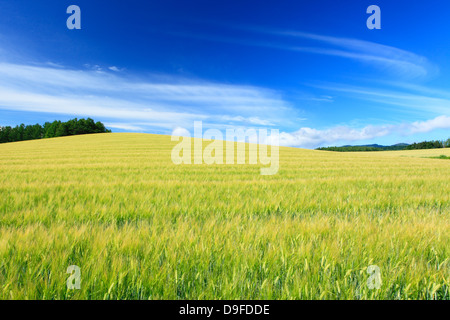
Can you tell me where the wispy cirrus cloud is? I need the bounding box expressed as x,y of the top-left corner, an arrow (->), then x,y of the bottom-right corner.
170,23 -> 436,79
0,61 -> 295,132
312,82 -> 450,116
261,28 -> 435,79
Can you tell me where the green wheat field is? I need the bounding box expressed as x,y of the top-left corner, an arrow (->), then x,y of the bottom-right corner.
0,133 -> 449,299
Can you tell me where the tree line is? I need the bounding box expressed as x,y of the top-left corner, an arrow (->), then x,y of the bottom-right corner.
0,118 -> 111,144
405,139 -> 450,150
316,146 -> 384,152
317,138 -> 450,152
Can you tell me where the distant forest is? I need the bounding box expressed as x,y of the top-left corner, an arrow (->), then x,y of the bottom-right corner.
317,146 -> 386,152
317,139 -> 450,152
0,118 -> 111,144
405,140 -> 450,150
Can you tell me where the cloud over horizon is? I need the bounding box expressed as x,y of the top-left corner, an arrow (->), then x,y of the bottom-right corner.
0,60 -> 449,149
0,36 -> 448,149
278,115 -> 450,148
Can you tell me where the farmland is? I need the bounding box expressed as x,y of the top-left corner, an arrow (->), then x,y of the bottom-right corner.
0,133 -> 448,299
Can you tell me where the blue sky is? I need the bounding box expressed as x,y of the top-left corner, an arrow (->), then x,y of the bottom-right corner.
0,0 -> 449,148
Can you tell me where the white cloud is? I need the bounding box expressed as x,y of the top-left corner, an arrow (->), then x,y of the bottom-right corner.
0,61 -> 292,131
279,115 -> 450,148
0,87 -> 205,125
171,127 -> 191,137
248,117 -> 274,126
103,123 -> 145,131
409,115 -> 450,133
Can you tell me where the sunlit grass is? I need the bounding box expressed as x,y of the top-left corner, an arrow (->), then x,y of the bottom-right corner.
0,133 -> 448,299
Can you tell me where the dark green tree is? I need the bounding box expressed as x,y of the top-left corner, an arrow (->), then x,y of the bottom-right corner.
1,117 -> 111,144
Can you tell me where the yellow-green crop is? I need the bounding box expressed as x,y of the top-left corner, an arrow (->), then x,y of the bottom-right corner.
0,133 -> 448,299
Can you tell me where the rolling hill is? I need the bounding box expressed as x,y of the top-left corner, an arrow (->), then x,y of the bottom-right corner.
0,133 -> 448,299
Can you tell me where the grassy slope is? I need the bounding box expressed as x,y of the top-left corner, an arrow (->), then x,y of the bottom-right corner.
0,133 -> 448,299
